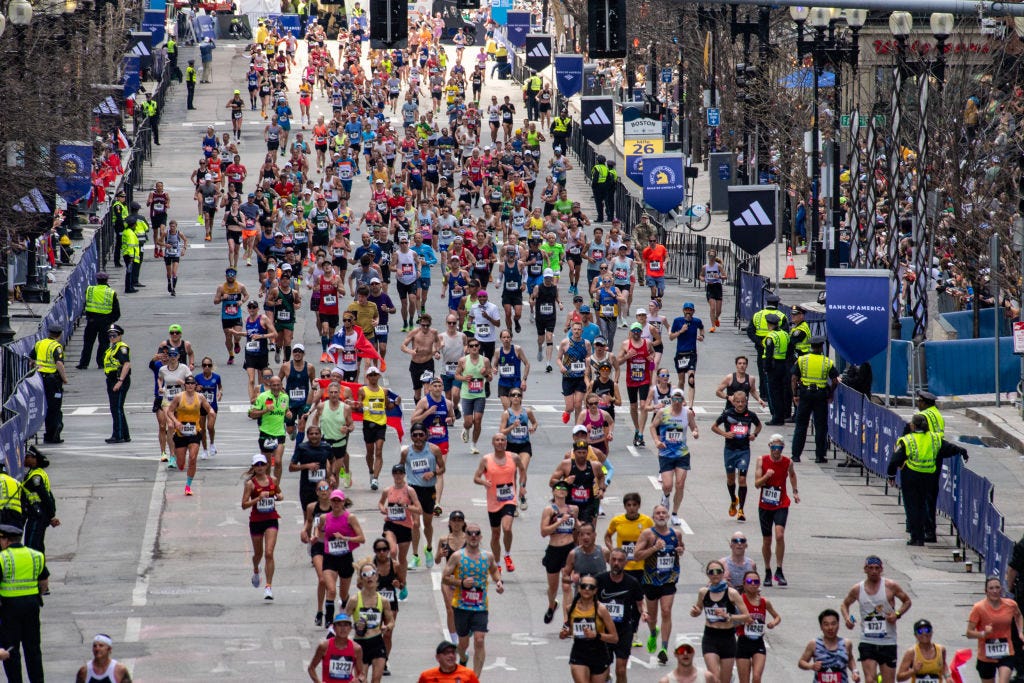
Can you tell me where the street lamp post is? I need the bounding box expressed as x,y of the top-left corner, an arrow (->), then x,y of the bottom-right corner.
807,7 -> 830,278
887,10 -> 911,332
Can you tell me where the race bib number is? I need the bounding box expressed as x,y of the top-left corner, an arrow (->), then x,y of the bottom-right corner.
309,468 -> 326,482
572,486 -> 590,502
328,658 -> 354,680
440,229 -> 453,240
360,609 -> 381,629
818,671 -> 842,683
322,295 -> 337,306
340,351 -> 357,365
203,390 -> 216,403
614,267 -> 628,280
262,436 -> 279,450
539,303 -> 554,316
600,304 -> 615,317
368,399 -> 385,416
761,487 -> 782,505
429,424 -> 446,438
475,323 -> 491,337
986,639 -> 1010,659
467,378 -> 484,393
246,340 -> 261,352
505,280 -> 519,291
378,588 -> 396,603
327,538 -> 350,555
744,621 -> 765,638
166,385 -> 182,397
573,618 -> 596,639
409,457 -> 429,474
277,311 -> 291,322
462,588 -> 483,606
622,542 -> 636,560
289,388 -> 306,401
730,423 -> 749,437
568,246 -> 581,255
374,325 -> 388,337
400,263 -> 414,276
180,422 -> 197,436
657,554 -> 675,571
444,361 -> 457,376
555,516 -> 575,534
589,427 -> 604,441
569,361 -> 585,374
650,260 -> 662,271
256,496 -> 276,513
862,618 -> 886,637
510,425 -> 528,439
499,364 -> 515,377
605,601 -> 624,622
496,483 -> 514,501
224,304 -> 238,316
665,430 -> 684,444
452,286 -> 464,297
387,503 -> 406,521
629,361 -> 647,382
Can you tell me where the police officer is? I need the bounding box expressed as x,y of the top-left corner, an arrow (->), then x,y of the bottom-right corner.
887,414 -> 966,546
121,207 -> 140,293
166,35 -> 178,79
789,305 -> 812,357
0,523 -> 47,683
31,324 -> 67,444
0,464 -> 22,528
126,202 -> 150,289
761,314 -> 790,426
77,272 -> 120,370
915,390 -> 943,437
186,59 -> 198,110
604,160 -> 618,223
523,73 -> 542,121
143,92 -> 160,145
111,189 -> 129,263
21,446 -> 58,555
104,325 -> 131,444
790,336 -> 839,464
549,109 -> 571,153
591,154 -> 610,223
746,293 -> 787,412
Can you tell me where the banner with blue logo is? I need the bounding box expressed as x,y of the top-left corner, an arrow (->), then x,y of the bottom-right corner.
122,55 -> 141,98
490,0 -> 513,25
642,154 -> 684,214
506,11 -> 531,48
825,269 -> 891,365
55,143 -> 94,204
554,54 -> 584,97
827,383 -> 862,459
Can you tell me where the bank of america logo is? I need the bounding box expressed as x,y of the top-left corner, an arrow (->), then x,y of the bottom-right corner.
583,107 -> 611,126
732,200 -> 772,227
528,42 -> 550,58
846,312 -> 868,325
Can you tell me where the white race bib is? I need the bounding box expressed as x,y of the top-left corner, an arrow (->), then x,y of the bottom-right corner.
328,658 -> 353,679
744,621 -> 765,638
569,361 -> 585,374
475,323 -> 491,337
656,554 -> 674,571
374,324 -> 388,336
289,388 -> 306,401
256,496 -> 276,513
309,468 -> 326,482
386,503 -> 406,521
761,487 -> 781,505
327,538 -> 350,555
539,303 -> 554,315
322,294 -> 337,306
499,364 -> 515,377
605,601 -> 624,622
862,618 -> 886,637
277,310 -> 291,321
986,639 -> 1010,659
246,340 -> 261,352
573,618 -> 596,639
496,483 -> 514,501
180,422 -> 197,436
409,457 -> 429,473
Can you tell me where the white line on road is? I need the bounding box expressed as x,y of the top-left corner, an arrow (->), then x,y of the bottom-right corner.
645,476 -> 694,534
430,569 -> 452,641
70,406 -> 98,416
627,446 -> 641,458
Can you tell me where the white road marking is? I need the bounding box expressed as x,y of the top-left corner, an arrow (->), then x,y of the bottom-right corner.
645,476 -> 694,534
627,446 -> 641,458
430,568 -> 452,640
70,406 -> 98,416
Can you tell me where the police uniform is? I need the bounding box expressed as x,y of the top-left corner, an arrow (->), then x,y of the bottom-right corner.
31,325 -> 66,444
789,306 -> 812,357
760,314 -> 790,425
110,192 -> 128,262
746,295 -> 788,410
143,95 -> 159,145
550,113 -> 571,152
0,466 -> 22,528
104,325 -> 132,444
591,155 -> 610,223
0,524 -> 47,683
915,390 -> 944,541
790,337 -> 839,463
77,274 -> 119,369
887,420 -> 966,546
186,60 -> 197,110
524,74 -> 542,120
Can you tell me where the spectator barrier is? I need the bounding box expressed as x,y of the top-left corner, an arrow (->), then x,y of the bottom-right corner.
923,337 -> 1017,396
866,340 -> 914,398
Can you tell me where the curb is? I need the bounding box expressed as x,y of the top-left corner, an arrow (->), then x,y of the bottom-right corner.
966,407 -> 1024,452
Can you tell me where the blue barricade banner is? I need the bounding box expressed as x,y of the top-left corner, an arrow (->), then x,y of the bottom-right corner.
122,55 -> 141,99
277,14 -> 301,37
936,455 -> 962,520
827,383 -> 862,458
858,399 -> 902,477
825,269 -> 890,364
643,154 -> 685,214
0,419 -> 26,478
923,337 -> 1018,397
956,469 -> 992,555
738,271 -> 768,322
55,144 -> 94,205
196,15 -> 217,41
983,507 -> 1006,577
986,529 -> 1014,579
554,54 -> 584,97
506,12 -> 531,47
4,373 -> 45,442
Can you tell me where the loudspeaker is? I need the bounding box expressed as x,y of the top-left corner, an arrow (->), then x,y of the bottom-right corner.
369,0 -> 408,48
588,0 -> 626,58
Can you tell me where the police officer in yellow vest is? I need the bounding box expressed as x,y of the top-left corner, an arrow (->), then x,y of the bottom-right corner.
76,272 -> 120,370
747,293 -> 788,410
0,522 -> 46,683
790,336 -> 839,463
111,189 -> 128,263
888,414 -> 966,546
761,313 -> 790,426
185,59 -> 198,111
549,109 -> 571,153
166,35 -> 178,79
789,305 -> 812,357
0,464 -> 23,528
121,220 -> 139,294
104,324 -> 132,444
30,324 -> 68,444
297,0 -> 308,36
523,73 -> 542,121
591,154 -> 610,223
21,444 -> 58,558
143,92 -> 160,146
915,390 -> 944,438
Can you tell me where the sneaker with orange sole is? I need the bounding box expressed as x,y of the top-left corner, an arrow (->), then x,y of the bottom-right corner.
504,555 -> 515,572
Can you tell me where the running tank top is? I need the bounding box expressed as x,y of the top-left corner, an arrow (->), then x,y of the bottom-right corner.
462,356 -> 486,398
249,476 -> 280,522
395,249 -> 417,284
322,511 -> 357,555
506,409 -> 530,444
568,459 -> 595,507
625,340 -> 652,388
245,316 -> 268,354
582,410 -> 607,443
404,444 -> 437,488
572,545 -> 607,578
812,637 -> 849,683
174,393 -> 202,436
319,276 -> 340,314
725,372 -> 752,405
739,593 -> 767,639
164,231 -> 182,257
702,588 -> 738,624
362,386 -> 387,425
704,262 -> 723,284
858,580 -> 897,645
319,401 -> 349,445
440,334 -> 463,376
285,362 -> 310,406
484,455 -> 517,512
569,601 -> 603,639
384,486 -> 414,527
496,346 -> 521,386
642,528 -> 680,586
322,637 -> 358,681
452,551 -> 490,611
84,660 -> 118,683
425,393 -> 449,444
723,556 -> 756,589
909,644 -> 945,682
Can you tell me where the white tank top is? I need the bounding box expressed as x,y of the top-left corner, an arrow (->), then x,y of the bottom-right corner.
85,659 -> 118,683
395,248 -> 418,285
858,579 -> 897,645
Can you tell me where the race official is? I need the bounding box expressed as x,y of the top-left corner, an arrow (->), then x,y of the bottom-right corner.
21,447 -> 58,555
0,523 -> 46,683
104,325 -> 132,444
77,272 -> 120,370
760,314 -> 790,426
790,336 -> 839,464
31,324 -> 68,444
746,294 -> 787,409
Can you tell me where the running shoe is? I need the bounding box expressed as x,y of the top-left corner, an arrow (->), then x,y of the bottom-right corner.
160,451 -> 169,462
314,611 -> 323,626
382,664 -> 390,676
709,326 -> 717,333
519,493 -> 528,511
561,411 -> 570,424
632,636 -> 642,648
226,356 -> 234,365
774,567 -> 787,587
637,436 -> 646,447
200,449 -> 209,460
167,460 -> 176,470
321,352 -> 330,363
543,600 -> 558,624
728,497 -> 738,517
657,648 -> 668,665
632,431 -> 641,447
471,444 -> 480,455
197,214 -> 204,225
184,485 -> 193,496
504,555 -> 515,572
763,569 -> 772,587
461,428 -> 469,443
408,554 -> 421,569
646,627 -> 659,654
251,571 -> 260,588
454,406 -> 462,419
659,493 -> 670,509
246,258 -> 252,266
399,585 -> 408,601
425,549 -> 434,568
370,478 -> 379,491
671,513 -> 681,526
546,364 -> 552,373
737,508 -> 746,522
619,320 -> 627,329
514,320 -> 521,333
264,586 -> 273,600
209,444 -> 217,457
234,341 -> 241,354
204,235 -> 212,242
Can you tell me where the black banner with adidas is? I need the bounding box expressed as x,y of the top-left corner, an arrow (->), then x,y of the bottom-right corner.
524,34 -> 552,72
728,184 -> 779,255
580,96 -> 614,145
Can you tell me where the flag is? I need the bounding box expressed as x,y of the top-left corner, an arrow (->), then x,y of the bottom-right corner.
352,325 -> 386,372
116,129 -> 129,151
950,649 -> 972,683
339,381 -> 405,441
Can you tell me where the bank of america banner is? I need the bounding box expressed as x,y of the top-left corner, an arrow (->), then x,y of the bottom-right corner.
642,154 -> 684,214
825,269 -> 891,364
580,96 -> 614,145
506,11 -> 531,48
524,34 -> 552,71
555,54 -> 584,97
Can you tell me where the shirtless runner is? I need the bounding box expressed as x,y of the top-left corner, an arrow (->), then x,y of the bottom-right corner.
400,312 -> 443,403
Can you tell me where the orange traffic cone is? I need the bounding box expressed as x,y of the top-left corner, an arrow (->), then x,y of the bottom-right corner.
783,247 -> 798,280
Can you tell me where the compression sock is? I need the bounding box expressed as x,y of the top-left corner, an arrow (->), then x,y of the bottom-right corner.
284,345 -> 291,362
172,276 -> 177,291
325,600 -> 335,623
727,482 -> 736,501
738,486 -> 748,509
321,335 -> 329,352
186,476 -> 194,487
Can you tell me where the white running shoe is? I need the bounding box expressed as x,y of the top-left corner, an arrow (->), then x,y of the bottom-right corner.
209,444 -> 217,457
461,428 -> 469,443
199,449 -> 209,460
660,493 -> 670,509
264,586 -> 274,600
671,514 -> 682,526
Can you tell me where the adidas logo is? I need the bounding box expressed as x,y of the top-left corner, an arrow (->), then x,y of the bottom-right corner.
528,42 -> 550,58
846,313 -> 868,325
130,41 -> 151,57
732,200 -> 772,227
583,107 -> 611,126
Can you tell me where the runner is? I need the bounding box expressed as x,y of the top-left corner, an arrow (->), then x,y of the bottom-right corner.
194,357 -> 222,459
164,374 -> 215,496
642,234 -> 669,301
317,490 -> 366,625
156,220 -> 188,296
242,453 -> 282,600
720,531 -> 757,591
437,510 -> 468,644
400,313 -> 441,403
689,559 -> 749,682
361,536 -> 403,675
577,393 -> 614,457
700,249 -> 727,332
753,434 -> 799,587
595,546 -> 647,683
316,261 -> 343,363
493,329 -> 530,410
455,339 -> 492,454
839,555 -> 913,683
558,321 -> 592,424
735,570 -> 780,683
635,504 -> 687,665
344,565 -> 394,683
378,464 -> 421,602
234,300 -> 276,400
797,609 -> 860,682
280,344 -> 314,442
714,356 -> 766,410
562,522 -> 609,610
668,302 -> 704,406
301,481 -> 334,626
894,619 -> 950,683
966,576 -> 1023,683
498,389 -> 536,510
155,347 -> 189,464
417,640 -> 480,683
604,491 -> 655,587
497,245 -> 527,333
306,613 -> 365,683
289,425 -> 333,513
649,388 -> 699,526
309,381 -> 354,487
267,265 -> 301,364
549,438 -> 605,525
559,574 -> 618,683
440,520 -> 505,676
473,433 -> 526,572
658,643 -> 715,683
531,269 -> 562,371
76,634 -> 132,683
540,480 -> 579,623
617,321 -> 654,447
248,373 -> 289,482
411,375 -> 455,489
711,391 -> 762,523
357,367 -> 394,491
400,425 -> 445,571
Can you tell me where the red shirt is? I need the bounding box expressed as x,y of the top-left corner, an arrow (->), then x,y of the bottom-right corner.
643,244 -> 667,277
225,163 -> 246,183
757,454 -> 792,510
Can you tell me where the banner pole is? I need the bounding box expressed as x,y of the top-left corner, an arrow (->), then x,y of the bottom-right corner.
993,234 -> 1001,407
774,186 -> 780,286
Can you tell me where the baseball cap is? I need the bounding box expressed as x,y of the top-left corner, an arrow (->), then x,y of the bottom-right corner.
251,453 -> 268,465
594,337 -> 607,346
234,89 -> 241,94
334,612 -> 354,623
572,425 -> 587,435
674,643 -> 695,655
436,641 -> 457,654
204,173 -> 213,181
167,348 -> 180,357
366,366 -> 382,375
630,322 -> 643,331
168,324 -> 183,333
225,267 -> 237,276
391,463 -> 406,474
291,344 -> 305,353
683,302 -> 696,310
579,305 -> 591,313
636,308 -> 648,316
370,277 -> 382,284
670,388 -> 685,398
543,268 -> 555,278
329,489 -> 346,501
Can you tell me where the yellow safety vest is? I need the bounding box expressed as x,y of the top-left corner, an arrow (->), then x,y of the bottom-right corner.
751,308 -> 788,339
22,468 -> 49,509
919,405 -> 945,440
133,217 -> 149,239
121,227 -> 139,260
528,76 -> 541,92
104,341 -> 128,376
166,38 -> 176,55
792,321 -> 812,355
592,164 -> 608,183
186,66 -> 197,83
797,353 -> 832,388
0,546 -> 44,597
0,474 -> 22,515
144,99 -> 158,118
85,285 -> 114,315
898,431 -> 939,474
761,329 -> 789,360
552,117 -> 569,133
33,339 -> 61,374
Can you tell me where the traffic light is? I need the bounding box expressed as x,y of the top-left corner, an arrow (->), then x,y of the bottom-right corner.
456,0 -> 481,7
735,63 -> 757,103
588,0 -> 626,59
369,0 -> 408,49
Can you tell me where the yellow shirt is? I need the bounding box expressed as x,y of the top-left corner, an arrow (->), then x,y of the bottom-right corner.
606,513 -> 654,572
346,301 -> 378,338
362,385 -> 387,426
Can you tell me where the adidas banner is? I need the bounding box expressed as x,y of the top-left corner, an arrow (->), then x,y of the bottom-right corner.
580,96 -> 614,145
506,11 -> 531,48
825,269 -> 891,364
728,184 -> 778,255
642,154 -> 684,214
554,54 -> 584,97
524,34 -> 552,71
